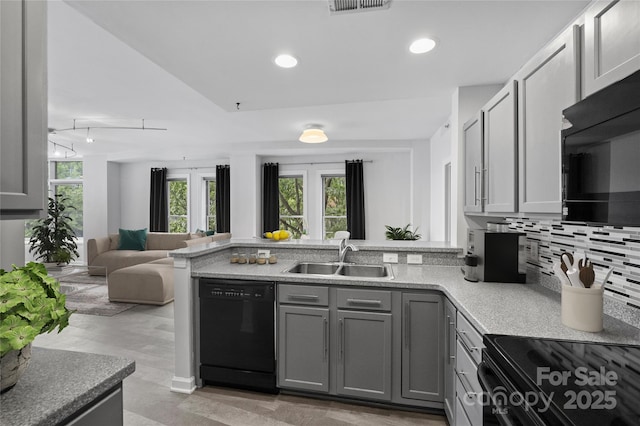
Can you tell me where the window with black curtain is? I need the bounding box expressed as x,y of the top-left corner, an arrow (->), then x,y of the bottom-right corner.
215,165 -> 231,233
149,167 -> 168,232
262,163 -> 279,234
346,160 -> 365,239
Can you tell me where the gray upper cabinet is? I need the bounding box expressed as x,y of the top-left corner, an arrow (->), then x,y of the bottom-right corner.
482,81 -> 518,213
336,310 -> 392,401
463,113 -> 483,213
401,293 -> 444,402
0,0 -> 47,219
278,305 -> 329,393
583,0 -> 640,97
517,25 -> 580,214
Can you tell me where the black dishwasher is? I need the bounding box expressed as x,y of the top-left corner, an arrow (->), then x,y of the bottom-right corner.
199,278 -> 277,393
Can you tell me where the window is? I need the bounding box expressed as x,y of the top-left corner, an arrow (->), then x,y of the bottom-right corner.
278,175 -> 304,238
51,161 -> 83,237
322,175 -> 347,239
204,178 -> 216,231
168,179 -> 188,232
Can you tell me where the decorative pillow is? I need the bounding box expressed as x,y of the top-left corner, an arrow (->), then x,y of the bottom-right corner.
117,228 -> 147,251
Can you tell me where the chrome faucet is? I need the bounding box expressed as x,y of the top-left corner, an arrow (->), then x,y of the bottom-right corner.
338,238 -> 359,263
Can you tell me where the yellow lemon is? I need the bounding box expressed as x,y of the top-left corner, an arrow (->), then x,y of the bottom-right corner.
272,230 -> 281,241
281,230 -> 290,239
265,232 -> 273,239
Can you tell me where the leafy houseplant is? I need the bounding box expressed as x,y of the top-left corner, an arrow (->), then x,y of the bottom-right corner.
29,195 -> 79,265
0,262 -> 72,391
385,224 -> 422,241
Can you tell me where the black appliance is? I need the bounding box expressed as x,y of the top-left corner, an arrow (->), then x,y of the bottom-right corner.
562,69 -> 640,226
478,334 -> 640,425
467,229 -> 526,283
199,278 -> 277,393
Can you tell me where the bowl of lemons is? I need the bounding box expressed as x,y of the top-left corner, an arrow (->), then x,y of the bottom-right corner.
263,229 -> 291,241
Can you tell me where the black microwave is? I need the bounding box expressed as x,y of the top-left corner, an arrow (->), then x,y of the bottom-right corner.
561,69 -> 640,226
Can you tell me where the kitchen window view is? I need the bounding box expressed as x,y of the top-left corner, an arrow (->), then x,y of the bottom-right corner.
322,175 -> 347,239
204,178 -> 216,232
168,178 -> 188,232
278,175 -> 304,238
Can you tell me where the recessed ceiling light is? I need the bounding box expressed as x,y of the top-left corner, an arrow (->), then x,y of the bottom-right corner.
275,54 -> 298,68
409,38 -> 436,54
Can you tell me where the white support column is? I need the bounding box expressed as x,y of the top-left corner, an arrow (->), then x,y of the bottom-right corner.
171,256 -> 196,394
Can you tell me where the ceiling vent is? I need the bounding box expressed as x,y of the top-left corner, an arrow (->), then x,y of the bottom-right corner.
328,0 -> 391,15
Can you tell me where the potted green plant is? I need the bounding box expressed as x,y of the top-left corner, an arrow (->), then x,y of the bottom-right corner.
28,195 -> 79,265
385,224 -> 422,240
0,262 -> 72,392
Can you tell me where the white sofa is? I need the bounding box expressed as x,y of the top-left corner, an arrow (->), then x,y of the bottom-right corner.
87,232 -> 231,276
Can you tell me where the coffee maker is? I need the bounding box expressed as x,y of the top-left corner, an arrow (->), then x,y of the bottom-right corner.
466,228 -> 526,283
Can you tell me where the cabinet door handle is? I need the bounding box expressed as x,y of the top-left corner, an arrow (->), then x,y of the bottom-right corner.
474,167 -> 481,205
482,168 -> 488,202
445,315 -> 450,360
405,302 -> 411,350
339,318 -> 344,361
347,298 -> 381,306
323,317 -> 328,360
288,294 -> 319,301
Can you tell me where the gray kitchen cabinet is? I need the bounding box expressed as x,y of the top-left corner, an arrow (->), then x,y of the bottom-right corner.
401,293 -> 444,402
463,113 -> 483,213
336,309 -> 392,401
0,0 -> 47,219
278,304 -> 329,393
516,25 -> 580,214
443,298 -> 457,425
583,0 -> 640,97
482,81 -> 518,213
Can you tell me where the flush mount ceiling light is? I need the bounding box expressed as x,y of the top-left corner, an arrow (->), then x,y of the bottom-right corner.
274,54 -> 298,68
409,37 -> 436,54
299,125 -> 328,144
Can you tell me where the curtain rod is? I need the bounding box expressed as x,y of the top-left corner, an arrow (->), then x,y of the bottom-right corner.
278,160 -> 373,166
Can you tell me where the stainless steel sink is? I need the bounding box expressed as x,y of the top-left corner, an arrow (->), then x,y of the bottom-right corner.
337,264 -> 392,278
284,262 -> 393,279
285,262 -> 341,275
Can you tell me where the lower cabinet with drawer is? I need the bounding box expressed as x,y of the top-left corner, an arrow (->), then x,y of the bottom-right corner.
455,311 -> 485,425
277,284 -> 443,409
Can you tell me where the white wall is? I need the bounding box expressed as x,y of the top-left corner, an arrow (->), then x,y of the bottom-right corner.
429,120 -> 452,241
411,140 -> 430,240
230,154 -> 260,238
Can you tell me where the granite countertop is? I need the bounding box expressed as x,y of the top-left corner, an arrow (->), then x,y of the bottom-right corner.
194,259 -> 640,346
0,347 -> 135,426
171,238 -> 462,259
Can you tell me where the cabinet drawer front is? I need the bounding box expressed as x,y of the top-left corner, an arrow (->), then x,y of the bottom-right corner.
456,375 -> 483,426
456,341 -> 482,395
337,288 -> 391,311
278,284 -> 329,306
456,312 -> 484,364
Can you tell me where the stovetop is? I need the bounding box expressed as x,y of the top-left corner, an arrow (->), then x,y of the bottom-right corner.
483,334 -> 640,426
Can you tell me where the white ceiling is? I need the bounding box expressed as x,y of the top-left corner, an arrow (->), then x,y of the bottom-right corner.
47,0 -> 590,162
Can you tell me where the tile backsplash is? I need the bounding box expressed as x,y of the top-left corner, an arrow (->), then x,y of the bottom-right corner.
507,218 -> 640,328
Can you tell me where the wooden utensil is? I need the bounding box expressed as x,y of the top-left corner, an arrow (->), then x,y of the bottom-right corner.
579,260 -> 595,288
560,252 -> 574,275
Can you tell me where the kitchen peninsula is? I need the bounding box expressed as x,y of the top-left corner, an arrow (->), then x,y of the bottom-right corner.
169,238 -> 640,400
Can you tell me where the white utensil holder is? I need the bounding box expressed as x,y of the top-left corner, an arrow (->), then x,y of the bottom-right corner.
561,284 -> 603,332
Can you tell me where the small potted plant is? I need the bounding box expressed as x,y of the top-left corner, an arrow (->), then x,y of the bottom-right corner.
28,195 -> 79,266
385,224 -> 422,240
0,262 -> 72,392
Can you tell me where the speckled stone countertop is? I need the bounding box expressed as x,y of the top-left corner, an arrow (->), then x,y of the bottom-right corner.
194,259 -> 640,345
0,347 -> 135,426
171,238 -> 462,259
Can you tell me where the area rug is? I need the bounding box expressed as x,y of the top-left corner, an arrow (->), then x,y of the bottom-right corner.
56,271 -> 138,317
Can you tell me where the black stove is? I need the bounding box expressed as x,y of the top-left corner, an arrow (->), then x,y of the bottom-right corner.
479,334 -> 640,426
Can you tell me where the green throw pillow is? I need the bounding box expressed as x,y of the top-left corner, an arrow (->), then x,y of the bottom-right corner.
117,228 -> 147,251
205,230 -> 215,236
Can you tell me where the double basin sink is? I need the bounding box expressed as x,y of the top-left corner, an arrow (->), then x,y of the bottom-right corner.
284,262 -> 394,279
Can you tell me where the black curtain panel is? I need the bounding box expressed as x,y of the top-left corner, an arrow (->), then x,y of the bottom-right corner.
262,163 -> 280,234
149,167 -> 168,232
346,159 -> 366,239
216,165 -> 231,233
